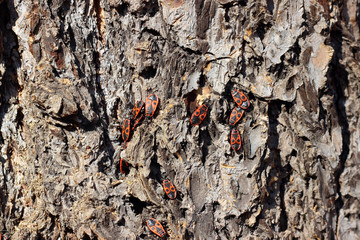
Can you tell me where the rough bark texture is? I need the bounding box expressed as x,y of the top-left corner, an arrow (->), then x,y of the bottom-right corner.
0,0 -> 359,239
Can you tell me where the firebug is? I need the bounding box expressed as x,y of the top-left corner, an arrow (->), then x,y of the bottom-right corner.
145,94 -> 159,117
231,89 -> 250,110
132,114 -> 144,130
190,104 -> 208,126
162,179 -> 177,199
132,100 -> 144,119
122,118 -> 131,142
229,107 -> 244,125
120,141 -> 128,150
120,159 -> 130,174
147,218 -> 166,237
230,129 -> 241,151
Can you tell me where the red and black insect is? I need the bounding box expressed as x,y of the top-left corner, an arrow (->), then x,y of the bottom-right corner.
132,114 -> 144,130
190,104 -> 208,126
132,100 -> 144,119
162,179 -> 177,199
229,107 -> 244,125
0,233 -> 9,240
147,218 -> 166,237
231,89 -> 250,110
120,158 -> 130,174
122,118 -> 131,142
120,141 -> 128,150
145,94 -> 159,117
230,129 -> 242,151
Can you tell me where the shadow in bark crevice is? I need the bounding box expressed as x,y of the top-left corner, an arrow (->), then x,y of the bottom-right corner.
257,100 -> 293,232
0,0 -> 20,143
115,2 -> 129,17
149,135 -> 162,182
0,0 -> 20,234
128,196 -> 148,215
328,23 -> 350,239
199,128 -> 211,165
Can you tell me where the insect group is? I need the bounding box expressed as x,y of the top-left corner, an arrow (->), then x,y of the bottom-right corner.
145,177 -> 176,237
188,88 -> 251,151
145,177 -> 177,237
119,89 -> 250,238
121,94 -> 159,149
229,89 -> 251,151
120,93 -> 160,172
119,93 -> 177,237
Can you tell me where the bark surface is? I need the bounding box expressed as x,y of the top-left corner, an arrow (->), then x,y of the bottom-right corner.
0,0 -> 359,239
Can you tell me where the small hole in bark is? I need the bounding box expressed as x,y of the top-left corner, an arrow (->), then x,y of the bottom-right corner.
266,0 -> 274,14
300,136 -> 310,142
83,233 -> 91,240
117,218 -> 125,226
223,80 -> 235,101
143,28 -> 161,37
290,149 -> 297,157
185,229 -> 194,239
116,3 -> 129,16
139,66 -> 157,79
175,191 -> 183,201
286,75 -> 295,91
35,234 -> 46,240
183,90 -> 199,116
148,0 -> 159,17
213,201 -> 220,211
149,142 -> 162,181
199,73 -> 206,87
181,208 -> 186,218
223,3 -> 231,22
65,226 -> 75,235
129,196 -> 147,215
224,214 -> 236,220
247,91 -> 255,100
16,107 -> 24,128
351,46 -> 359,58
200,129 -> 211,165
52,66 -> 61,78
239,0 -> 247,6
255,22 -> 270,40
247,173 -> 252,178
283,101 -> 294,113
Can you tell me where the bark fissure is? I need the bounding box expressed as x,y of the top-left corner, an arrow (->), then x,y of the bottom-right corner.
329,24 -> 351,238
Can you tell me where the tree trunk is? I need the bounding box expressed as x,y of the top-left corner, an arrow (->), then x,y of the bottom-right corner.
0,0 -> 359,239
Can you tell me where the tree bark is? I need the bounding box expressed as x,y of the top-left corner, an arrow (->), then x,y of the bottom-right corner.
0,0 -> 359,239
